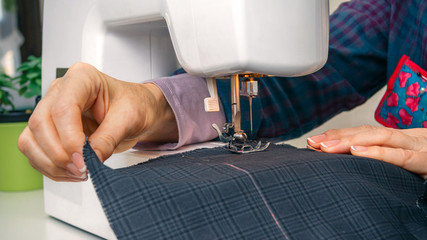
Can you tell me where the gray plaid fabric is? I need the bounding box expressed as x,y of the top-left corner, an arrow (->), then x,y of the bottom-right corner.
83,142 -> 427,240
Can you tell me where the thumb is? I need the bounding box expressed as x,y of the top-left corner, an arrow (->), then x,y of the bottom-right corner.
88,109 -> 141,162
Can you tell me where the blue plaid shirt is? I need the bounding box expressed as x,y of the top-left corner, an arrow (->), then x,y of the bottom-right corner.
215,0 -> 427,141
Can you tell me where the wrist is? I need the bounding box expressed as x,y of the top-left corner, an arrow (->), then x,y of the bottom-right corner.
137,83 -> 178,143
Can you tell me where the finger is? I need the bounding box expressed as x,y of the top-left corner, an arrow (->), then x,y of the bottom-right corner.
307,134 -> 326,149
320,128 -> 422,154
401,128 -> 427,139
82,111 -> 99,136
87,82 -> 149,161
88,107 -> 140,162
28,95 -> 79,172
361,128 -> 422,150
18,127 -> 88,182
50,63 -> 100,168
31,78 -> 87,174
307,125 -> 376,149
350,145 -> 427,175
319,140 -> 350,153
306,145 -> 323,152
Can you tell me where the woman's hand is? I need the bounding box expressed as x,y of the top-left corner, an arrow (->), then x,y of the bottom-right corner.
18,63 -> 178,182
307,125 -> 427,176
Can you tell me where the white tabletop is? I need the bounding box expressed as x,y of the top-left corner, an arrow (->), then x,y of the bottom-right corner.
0,190 -> 102,240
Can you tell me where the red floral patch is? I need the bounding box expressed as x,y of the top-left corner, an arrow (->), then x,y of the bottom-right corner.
386,92 -> 399,107
405,97 -> 420,112
399,72 -> 411,87
406,82 -> 420,96
386,112 -> 399,127
375,55 -> 427,129
398,109 -> 413,126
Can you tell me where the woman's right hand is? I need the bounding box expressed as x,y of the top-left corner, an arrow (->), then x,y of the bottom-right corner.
18,63 -> 178,182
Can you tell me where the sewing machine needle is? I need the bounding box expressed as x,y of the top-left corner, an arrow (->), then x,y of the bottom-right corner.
250,97 -> 253,134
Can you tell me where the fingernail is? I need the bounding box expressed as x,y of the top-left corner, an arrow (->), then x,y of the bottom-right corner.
80,172 -> 88,181
66,163 -> 82,176
351,146 -> 368,152
66,170 -> 86,180
320,140 -> 340,148
72,152 -> 87,173
306,145 -> 322,152
308,134 -> 326,144
68,176 -> 88,182
69,179 -> 84,182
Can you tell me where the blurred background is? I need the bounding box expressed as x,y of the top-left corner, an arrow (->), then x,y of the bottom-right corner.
0,0 -> 42,109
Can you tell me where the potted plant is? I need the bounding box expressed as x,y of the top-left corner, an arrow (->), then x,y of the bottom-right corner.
0,55 -> 43,191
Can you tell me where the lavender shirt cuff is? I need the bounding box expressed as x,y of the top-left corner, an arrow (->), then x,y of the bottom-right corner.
135,74 -> 226,150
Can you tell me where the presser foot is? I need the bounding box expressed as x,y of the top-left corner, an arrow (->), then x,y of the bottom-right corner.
212,123 -> 270,154
227,140 -> 271,154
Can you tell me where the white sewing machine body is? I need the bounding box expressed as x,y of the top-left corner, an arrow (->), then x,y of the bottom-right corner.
42,0 -> 329,238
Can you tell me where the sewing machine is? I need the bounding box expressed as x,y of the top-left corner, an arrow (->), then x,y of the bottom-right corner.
42,0 -> 329,238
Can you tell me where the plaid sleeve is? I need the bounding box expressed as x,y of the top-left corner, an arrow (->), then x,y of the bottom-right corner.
217,0 -> 390,141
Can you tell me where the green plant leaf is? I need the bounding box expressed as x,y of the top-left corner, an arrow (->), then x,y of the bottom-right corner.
26,72 -> 40,80
19,76 -> 28,85
23,92 -> 33,98
0,74 -> 9,81
13,56 -> 42,100
0,80 -> 14,88
16,63 -> 30,72
3,0 -> 16,12
0,90 -> 15,111
29,80 -> 40,90
19,86 -> 28,96
24,89 -> 40,98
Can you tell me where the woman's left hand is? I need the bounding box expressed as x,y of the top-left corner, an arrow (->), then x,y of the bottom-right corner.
307,125 -> 427,176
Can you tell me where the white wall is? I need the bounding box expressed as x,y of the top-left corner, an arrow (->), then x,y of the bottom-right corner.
284,0 -> 385,148
329,0 -> 347,12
